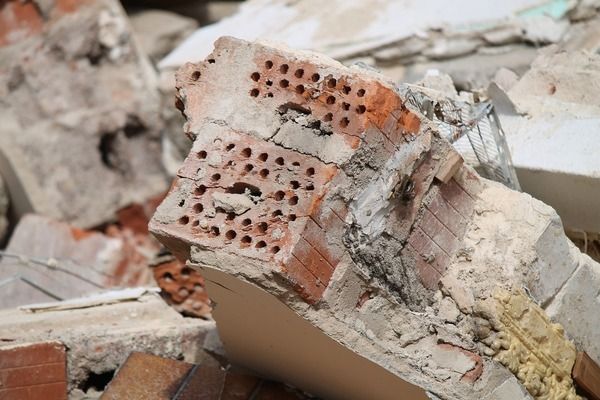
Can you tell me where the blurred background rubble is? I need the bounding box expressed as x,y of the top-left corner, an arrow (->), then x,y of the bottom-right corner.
1,0 -> 600,398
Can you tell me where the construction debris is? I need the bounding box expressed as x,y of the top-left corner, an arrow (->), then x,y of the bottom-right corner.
0,0 -> 168,228
150,37 -> 600,400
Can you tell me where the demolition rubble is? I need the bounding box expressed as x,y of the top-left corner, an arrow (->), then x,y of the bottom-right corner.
1,0 -> 600,399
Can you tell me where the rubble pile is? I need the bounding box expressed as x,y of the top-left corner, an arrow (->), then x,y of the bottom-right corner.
1,0 -> 600,399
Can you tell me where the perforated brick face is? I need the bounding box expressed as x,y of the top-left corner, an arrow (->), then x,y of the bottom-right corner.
151,37 -> 439,304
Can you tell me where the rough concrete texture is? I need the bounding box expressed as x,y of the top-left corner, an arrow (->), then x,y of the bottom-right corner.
0,0 -> 168,228
0,214 -> 158,309
150,38 -> 600,400
0,290 -> 215,397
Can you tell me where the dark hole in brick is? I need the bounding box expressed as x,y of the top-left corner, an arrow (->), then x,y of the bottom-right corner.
266,80 -> 273,86
208,59 -> 215,64
265,60 -> 273,69
323,113 -> 333,122
258,153 -> 268,162
306,167 -> 315,177
272,210 -> 283,217
357,105 -> 366,114
255,240 -> 267,248
244,164 -> 254,172
275,157 -> 284,165
192,220 -> 199,227
343,85 -> 351,94
357,88 -> 366,97
327,78 -> 337,88
279,64 -> 289,74
79,370 -> 115,393
279,79 -> 289,88
257,222 -> 268,233
288,196 -> 299,205
311,73 -> 320,82
179,216 -> 189,225
226,143 -> 235,151
251,72 -> 260,82
226,213 -> 236,221
306,183 -> 314,191
274,191 -> 285,201
250,89 -> 260,97
192,71 -> 201,81
242,218 -> 252,226
195,185 -> 206,196
197,150 -> 207,159
290,180 -> 300,189
226,182 -> 262,197
241,236 -> 252,245
210,226 -> 220,236
178,199 -> 185,207
98,133 -> 118,170
181,267 -> 192,277
226,230 -> 237,239
267,92 -> 274,98
193,203 -> 203,213
326,95 -> 336,105
288,214 -> 297,221
226,160 -> 235,167
342,102 -> 350,111
292,161 -> 300,167
271,246 -> 281,254
340,117 -> 349,128
241,148 -> 252,157
215,207 -> 226,214
162,272 -> 174,282
259,168 -> 270,178
295,68 -> 304,78
211,173 -> 221,181
295,84 -> 305,94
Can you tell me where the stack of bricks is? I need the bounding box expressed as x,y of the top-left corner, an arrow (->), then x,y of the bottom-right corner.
150,37 -> 600,400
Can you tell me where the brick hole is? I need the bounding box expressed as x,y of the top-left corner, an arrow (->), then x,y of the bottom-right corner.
323,113 -> 333,122
259,168 -> 270,178
226,143 -> 235,151
327,78 -> 337,88
357,88 -> 366,97
306,167 -> 315,177
242,218 -> 252,226
306,183 -> 314,191
267,92 -> 274,98
193,203 -> 204,213
274,191 -> 285,201
271,246 -> 281,254
279,79 -> 289,88
265,60 -> 273,69
288,214 -> 297,221
272,210 -> 283,218
290,180 -> 300,189
295,84 -> 305,94
288,196 -> 299,205
340,117 -> 349,128
295,68 -> 304,78
356,105 -> 366,114
250,89 -> 260,97
241,236 -> 252,246
215,207 -> 227,214
292,161 -> 300,167
210,226 -> 220,236
193,284 -> 202,291
251,72 -> 260,82
226,160 -> 235,167
178,199 -> 185,207
211,173 -> 221,181
241,148 -> 252,158
258,153 -> 268,162
342,102 -> 350,111
279,64 -> 289,74
227,181 -> 262,196
181,267 -> 191,277
195,185 -> 206,196
255,240 -> 267,249
257,222 -> 268,233
326,95 -> 336,105
343,85 -> 351,94
179,216 -> 190,225
191,71 -> 201,81
275,157 -> 284,165
162,272 -> 174,282
311,73 -> 320,82
226,213 -> 236,221
208,59 -> 216,64
226,230 -> 237,240
197,150 -> 207,159
266,80 -> 273,86
244,164 -> 254,172
192,220 -> 200,227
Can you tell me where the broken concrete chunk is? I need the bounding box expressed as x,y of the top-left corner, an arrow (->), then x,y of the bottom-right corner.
212,192 -> 255,215
150,38 -> 600,400
0,0 -> 168,228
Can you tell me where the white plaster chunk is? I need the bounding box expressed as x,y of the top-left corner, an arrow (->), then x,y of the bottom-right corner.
429,345 -> 476,375
212,192 -> 254,215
